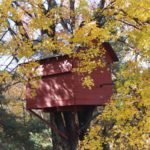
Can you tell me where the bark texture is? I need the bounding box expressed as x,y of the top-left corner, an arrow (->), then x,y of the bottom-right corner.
50,106 -> 96,150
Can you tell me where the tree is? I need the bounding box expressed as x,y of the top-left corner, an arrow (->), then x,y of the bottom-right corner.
0,82 -> 52,150
80,0 -> 150,149
0,0 -> 150,150
81,66 -> 150,149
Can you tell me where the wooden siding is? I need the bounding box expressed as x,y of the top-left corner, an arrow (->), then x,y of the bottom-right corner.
26,43 -> 117,110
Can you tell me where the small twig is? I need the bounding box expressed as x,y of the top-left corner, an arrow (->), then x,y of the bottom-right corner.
116,19 -> 141,30
0,30 -> 9,41
13,1 -> 33,18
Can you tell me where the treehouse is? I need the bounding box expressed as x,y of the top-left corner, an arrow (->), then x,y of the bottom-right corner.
26,42 -> 118,112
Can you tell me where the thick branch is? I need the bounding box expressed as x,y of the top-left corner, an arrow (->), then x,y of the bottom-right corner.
58,1 -> 71,33
70,0 -> 75,33
12,1 -> 33,18
47,0 -> 57,11
116,19 -> 141,30
99,0 -> 106,9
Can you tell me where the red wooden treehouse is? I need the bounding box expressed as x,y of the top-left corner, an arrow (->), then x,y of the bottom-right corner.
26,42 -> 118,142
26,42 -> 118,111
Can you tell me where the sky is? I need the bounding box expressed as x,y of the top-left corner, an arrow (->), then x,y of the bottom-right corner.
0,0 -> 149,72
0,55 -> 17,72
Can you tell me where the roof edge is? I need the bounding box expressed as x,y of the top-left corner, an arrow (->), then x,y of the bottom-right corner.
102,42 -> 119,62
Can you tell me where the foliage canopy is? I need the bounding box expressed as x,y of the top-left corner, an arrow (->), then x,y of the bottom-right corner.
0,0 -> 150,149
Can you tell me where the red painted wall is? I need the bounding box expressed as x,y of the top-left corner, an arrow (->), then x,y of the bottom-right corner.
26,44 -> 118,110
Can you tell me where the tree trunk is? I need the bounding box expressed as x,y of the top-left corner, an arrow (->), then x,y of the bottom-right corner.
50,106 -> 96,150
50,111 -> 78,150
50,112 -> 70,150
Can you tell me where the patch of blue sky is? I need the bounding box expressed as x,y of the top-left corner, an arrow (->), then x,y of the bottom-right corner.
0,31 -> 11,42
0,55 -> 18,72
